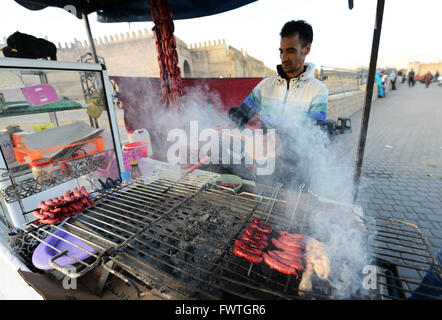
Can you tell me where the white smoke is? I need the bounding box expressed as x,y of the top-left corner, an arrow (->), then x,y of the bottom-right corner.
279,118 -> 376,299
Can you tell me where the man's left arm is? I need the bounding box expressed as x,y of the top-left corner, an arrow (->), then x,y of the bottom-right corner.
307,86 -> 329,121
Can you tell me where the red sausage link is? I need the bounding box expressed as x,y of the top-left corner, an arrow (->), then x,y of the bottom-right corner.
242,234 -> 268,248
245,227 -> 268,241
271,238 -> 303,252
64,190 -> 74,202
80,186 -> 90,198
278,236 -> 305,249
273,249 -> 303,260
72,187 -> 81,199
262,252 -> 297,275
235,240 -> 263,256
241,238 -> 265,250
267,250 -> 303,272
233,246 -> 263,264
44,199 -> 56,207
31,210 -> 48,220
39,217 -> 60,225
250,222 -> 272,234
279,231 -> 305,240
38,201 -> 50,211
49,207 -> 62,214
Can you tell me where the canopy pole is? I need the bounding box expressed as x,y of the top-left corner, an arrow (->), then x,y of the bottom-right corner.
82,11 -> 99,63
81,11 -> 100,128
353,0 -> 385,203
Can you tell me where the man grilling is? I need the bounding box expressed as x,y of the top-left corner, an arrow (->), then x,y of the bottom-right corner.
228,20 -> 329,189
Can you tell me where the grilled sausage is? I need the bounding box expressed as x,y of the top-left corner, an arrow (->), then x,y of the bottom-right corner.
39,217 -> 60,225
262,252 -> 297,275
49,207 -> 62,214
233,246 -> 263,264
37,201 -> 50,211
252,217 -> 269,225
271,238 -> 304,253
250,222 -> 272,234
278,236 -> 305,249
80,186 -> 90,198
267,250 -> 303,272
72,187 -> 82,199
279,231 -> 305,240
245,227 -> 268,241
241,238 -> 266,250
272,249 -> 303,260
31,210 -> 48,220
235,240 -> 263,256
44,199 -> 56,207
242,234 -> 268,248
64,190 -> 74,202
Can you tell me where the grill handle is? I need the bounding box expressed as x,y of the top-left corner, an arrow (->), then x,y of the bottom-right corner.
49,250 -> 101,278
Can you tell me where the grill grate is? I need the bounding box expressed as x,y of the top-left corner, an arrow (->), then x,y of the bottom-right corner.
15,169 -> 441,300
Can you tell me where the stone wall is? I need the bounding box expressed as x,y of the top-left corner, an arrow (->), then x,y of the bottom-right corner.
0,29 -> 274,78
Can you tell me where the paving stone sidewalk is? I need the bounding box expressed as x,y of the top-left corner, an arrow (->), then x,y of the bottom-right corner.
332,82 -> 441,288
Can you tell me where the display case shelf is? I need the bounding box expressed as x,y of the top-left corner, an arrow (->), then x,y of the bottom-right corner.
0,150 -> 110,203
0,99 -> 84,118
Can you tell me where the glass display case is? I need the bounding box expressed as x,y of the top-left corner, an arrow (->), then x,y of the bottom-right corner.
0,58 -> 124,228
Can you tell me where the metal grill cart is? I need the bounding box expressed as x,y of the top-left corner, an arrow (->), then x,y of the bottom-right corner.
7,166 -> 441,300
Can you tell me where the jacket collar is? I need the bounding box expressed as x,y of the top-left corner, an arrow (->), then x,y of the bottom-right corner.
276,62 -> 316,83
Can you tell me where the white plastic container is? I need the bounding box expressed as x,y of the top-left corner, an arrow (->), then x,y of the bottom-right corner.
128,128 -> 153,158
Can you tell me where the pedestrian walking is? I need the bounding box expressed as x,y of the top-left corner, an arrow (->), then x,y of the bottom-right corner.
408,69 -> 415,87
424,71 -> 433,88
390,69 -> 397,90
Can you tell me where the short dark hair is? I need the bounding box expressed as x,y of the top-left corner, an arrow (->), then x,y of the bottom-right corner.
280,20 -> 313,47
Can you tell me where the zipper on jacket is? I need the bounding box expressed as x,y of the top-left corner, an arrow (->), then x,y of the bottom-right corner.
283,79 -> 290,105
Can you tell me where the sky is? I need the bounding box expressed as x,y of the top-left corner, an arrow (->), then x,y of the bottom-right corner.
1,0 -> 441,71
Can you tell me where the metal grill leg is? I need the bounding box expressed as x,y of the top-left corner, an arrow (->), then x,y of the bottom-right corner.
94,261 -> 114,296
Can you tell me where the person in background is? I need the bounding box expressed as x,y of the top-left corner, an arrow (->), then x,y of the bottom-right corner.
433,71 -> 439,83
390,69 -> 397,90
375,71 -> 384,98
408,69 -> 415,87
424,71 -> 433,88
380,71 -> 389,95
401,71 -> 407,84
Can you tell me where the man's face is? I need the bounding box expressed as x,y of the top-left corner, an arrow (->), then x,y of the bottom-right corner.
279,33 -> 311,77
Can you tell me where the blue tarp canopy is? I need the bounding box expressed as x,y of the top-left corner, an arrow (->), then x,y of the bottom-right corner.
15,0 -> 258,22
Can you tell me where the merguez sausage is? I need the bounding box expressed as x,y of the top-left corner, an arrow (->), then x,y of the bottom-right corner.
245,227 -> 268,241
38,201 -> 50,211
262,252 -> 297,275
278,236 -> 304,249
233,246 -> 263,264
267,250 -> 303,272
242,234 -> 268,248
235,240 -> 263,256
250,222 -> 272,234
273,249 -> 303,260
272,238 -> 303,252
279,231 -> 305,240
80,186 -> 90,198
